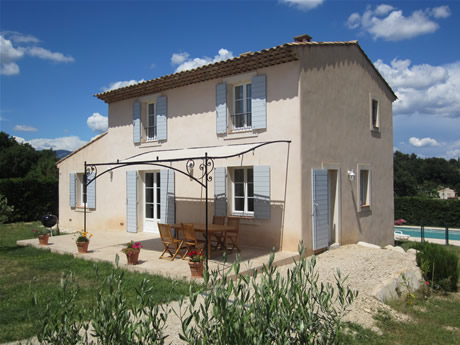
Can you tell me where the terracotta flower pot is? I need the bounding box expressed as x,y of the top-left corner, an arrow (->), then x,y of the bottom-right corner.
126,250 -> 141,265
189,261 -> 204,278
38,234 -> 50,245
76,241 -> 89,254
126,250 -> 140,265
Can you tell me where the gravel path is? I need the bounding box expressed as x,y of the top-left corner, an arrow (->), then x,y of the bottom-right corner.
162,243 -> 422,343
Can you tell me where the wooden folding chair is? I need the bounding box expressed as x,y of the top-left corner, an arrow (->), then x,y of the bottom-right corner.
211,215 -> 226,249
158,223 -> 184,261
181,223 -> 205,260
226,216 -> 241,253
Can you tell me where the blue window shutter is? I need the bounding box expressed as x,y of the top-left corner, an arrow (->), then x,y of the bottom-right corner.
87,173 -> 96,209
126,171 -> 138,233
69,173 -> 76,208
133,101 -> 141,144
251,75 -> 266,129
312,169 -> 329,250
216,83 -> 227,134
214,167 -> 227,216
160,170 -> 175,224
156,96 -> 167,141
254,166 -> 270,219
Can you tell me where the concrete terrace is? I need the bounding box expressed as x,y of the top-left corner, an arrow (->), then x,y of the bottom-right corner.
17,231 -> 299,280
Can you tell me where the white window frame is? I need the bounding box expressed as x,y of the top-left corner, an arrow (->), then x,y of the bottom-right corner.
358,164 -> 371,210
232,82 -> 252,131
231,167 -> 254,217
144,171 -> 161,221
77,173 -> 87,207
370,96 -> 380,131
146,101 -> 157,141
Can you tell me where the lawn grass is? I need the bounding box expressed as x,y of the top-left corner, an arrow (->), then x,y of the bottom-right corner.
342,240 -> 460,345
0,222 -> 198,343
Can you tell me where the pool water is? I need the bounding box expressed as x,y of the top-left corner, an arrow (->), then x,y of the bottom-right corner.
394,226 -> 460,241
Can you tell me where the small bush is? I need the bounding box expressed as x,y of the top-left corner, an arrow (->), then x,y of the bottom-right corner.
36,266 -> 168,345
412,242 -> 459,292
178,243 -> 358,345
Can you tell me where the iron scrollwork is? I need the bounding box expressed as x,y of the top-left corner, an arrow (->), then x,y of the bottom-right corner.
85,164 -> 97,185
186,158 -> 214,182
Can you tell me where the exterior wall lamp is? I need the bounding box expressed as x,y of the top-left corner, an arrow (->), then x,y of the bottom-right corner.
347,169 -> 356,181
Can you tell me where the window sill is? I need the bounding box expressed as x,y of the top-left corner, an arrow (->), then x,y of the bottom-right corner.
371,128 -> 380,133
74,207 -> 94,212
224,131 -> 258,141
359,205 -> 371,211
139,141 -> 162,148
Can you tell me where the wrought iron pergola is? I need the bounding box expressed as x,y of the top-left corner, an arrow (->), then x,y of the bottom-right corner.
82,140 -> 291,268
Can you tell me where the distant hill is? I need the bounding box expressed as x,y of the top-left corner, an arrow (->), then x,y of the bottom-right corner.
55,150 -> 72,159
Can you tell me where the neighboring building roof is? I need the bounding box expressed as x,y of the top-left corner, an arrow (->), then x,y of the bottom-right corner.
56,132 -> 108,166
95,40 -> 397,104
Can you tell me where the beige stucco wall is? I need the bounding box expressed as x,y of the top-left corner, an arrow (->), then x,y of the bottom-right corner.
58,44 -> 395,254
297,44 -> 395,254
58,61 -> 303,251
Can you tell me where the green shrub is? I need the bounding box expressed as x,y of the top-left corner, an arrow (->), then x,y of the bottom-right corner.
36,265 -> 168,345
395,197 -> 460,228
0,193 -> 14,223
412,242 -> 459,292
178,244 -> 358,345
0,177 -> 58,222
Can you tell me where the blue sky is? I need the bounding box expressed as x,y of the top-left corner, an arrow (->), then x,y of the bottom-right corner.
1,0 -> 459,159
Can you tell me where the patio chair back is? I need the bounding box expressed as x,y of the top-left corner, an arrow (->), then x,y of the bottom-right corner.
158,223 -> 184,261
181,223 -> 205,259
213,215 -> 226,225
226,216 -> 241,252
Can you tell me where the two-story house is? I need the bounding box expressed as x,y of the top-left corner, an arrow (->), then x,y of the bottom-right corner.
57,34 -> 396,254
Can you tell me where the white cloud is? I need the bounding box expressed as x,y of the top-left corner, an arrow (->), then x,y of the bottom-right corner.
14,125 -> 38,132
173,48 -> 233,73
13,135 -> 87,151
346,5 -> 450,41
430,5 -> 451,19
87,112 -> 108,132
1,31 -> 40,44
409,137 -> 440,147
171,52 -> 190,65
0,62 -> 20,75
103,79 -> 145,91
280,0 -> 324,11
25,46 -> 74,63
374,59 -> 460,118
0,31 -> 74,75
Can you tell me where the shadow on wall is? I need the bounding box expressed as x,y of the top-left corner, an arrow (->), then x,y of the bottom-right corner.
175,197 -> 285,250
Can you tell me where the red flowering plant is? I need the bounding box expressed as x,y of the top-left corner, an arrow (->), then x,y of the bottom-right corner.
121,241 -> 143,256
187,249 -> 205,263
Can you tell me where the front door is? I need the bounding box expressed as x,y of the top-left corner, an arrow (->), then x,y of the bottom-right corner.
144,172 -> 161,233
312,169 -> 329,251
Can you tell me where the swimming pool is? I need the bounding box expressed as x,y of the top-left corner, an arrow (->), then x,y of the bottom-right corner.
394,226 -> 460,241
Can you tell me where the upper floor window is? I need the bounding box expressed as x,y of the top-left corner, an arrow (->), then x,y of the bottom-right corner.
146,102 -> 157,141
233,83 -> 252,131
371,98 -> 380,131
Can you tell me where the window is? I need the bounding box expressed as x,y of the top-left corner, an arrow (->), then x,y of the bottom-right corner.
232,167 -> 254,216
145,172 -> 161,220
232,83 -> 252,130
371,98 -> 379,130
359,167 -> 371,209
146,102 -> 157,141
76,173 -> 86,207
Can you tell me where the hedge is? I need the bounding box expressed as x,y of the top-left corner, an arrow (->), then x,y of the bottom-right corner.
395,197 -> 460,228
0,177 -> 58,222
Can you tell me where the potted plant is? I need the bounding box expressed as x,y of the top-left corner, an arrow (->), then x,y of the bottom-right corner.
187,250 -> 205,278
75,229 -> 92,253
32,228 -> 51,245
121,241 -> 143,265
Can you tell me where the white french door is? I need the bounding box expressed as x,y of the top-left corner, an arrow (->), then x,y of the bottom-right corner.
144,172 -> 161,233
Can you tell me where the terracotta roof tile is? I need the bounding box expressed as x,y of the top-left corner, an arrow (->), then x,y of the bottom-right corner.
95,40 -> 395,103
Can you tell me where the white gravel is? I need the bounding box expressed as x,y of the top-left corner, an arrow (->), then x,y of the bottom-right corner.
162,243 -> 422,343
